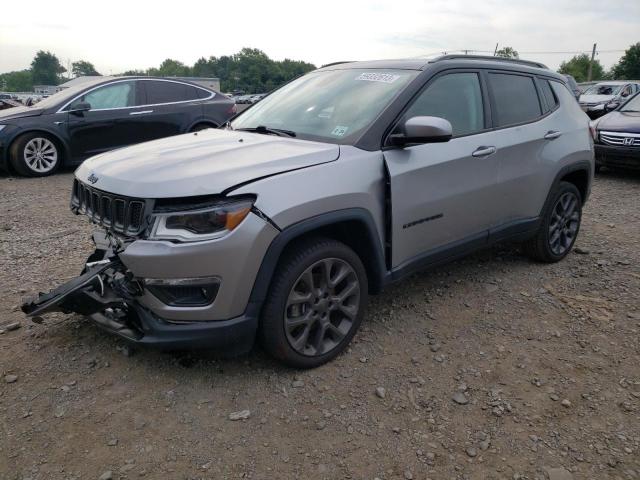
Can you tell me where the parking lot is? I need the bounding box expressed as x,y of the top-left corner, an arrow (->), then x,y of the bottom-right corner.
1,169 -> 639,480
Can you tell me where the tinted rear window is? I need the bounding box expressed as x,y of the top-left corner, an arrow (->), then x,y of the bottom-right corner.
489,73 -> 542,127
145,81 -> 201,104
538,79 -> 559,112
196,87 -> 212,99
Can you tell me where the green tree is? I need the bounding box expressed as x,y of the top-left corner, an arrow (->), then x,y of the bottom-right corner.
558,54 -> 606,82
120,69 -> 147,76
71,60 -> 101,77
107,48 -> 316,92
0,70 -> 33,92
611,43 -> 640,80
150,59 -> 191,77
192,57 -> 217,78
495,47 -> 519,59
30,50 -> 66,85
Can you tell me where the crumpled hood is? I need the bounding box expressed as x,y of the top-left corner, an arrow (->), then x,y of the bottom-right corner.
75,128 -> 339,198
597,111 -> 640,134
579,94 -> 615,104
0,106 -> 44,121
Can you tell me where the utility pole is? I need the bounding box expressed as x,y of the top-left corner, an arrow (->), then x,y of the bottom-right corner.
587,43 -> 597,82
494,43 -> 499,56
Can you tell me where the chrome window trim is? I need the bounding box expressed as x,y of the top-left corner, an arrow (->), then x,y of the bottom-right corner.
56,78 -> 215,113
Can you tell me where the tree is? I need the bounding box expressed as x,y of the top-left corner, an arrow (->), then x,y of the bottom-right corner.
611,43 -> 640,80
495,47 -> 519,59
71,60 -> 100,77
120,69 -> 147,76
149,59 -> 190,77
558,54 -> 606,83
114,48 -> 316,92
30,50 -> 66,85
0,70 -> 33,92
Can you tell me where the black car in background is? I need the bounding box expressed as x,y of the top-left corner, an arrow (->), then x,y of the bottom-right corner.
592,91 -> 640,171
0,77 -> 236,176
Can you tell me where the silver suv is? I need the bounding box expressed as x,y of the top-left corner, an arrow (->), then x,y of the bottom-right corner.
23,55 -> 594,368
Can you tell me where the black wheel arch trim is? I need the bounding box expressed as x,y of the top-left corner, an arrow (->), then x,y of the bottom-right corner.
186,118 -> 219,132
544,160 -> 592,211
248,208 -> 387,308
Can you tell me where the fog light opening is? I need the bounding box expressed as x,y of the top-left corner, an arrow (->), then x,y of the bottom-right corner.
144,277 -> 220,307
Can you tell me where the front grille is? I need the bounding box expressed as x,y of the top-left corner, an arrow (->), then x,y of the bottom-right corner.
72,180 -> 149,236
600,131 -> 640,148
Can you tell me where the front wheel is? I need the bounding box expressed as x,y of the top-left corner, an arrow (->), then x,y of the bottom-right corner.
10,133 -> 61,177
523,181 -> 582,262
260,238 -> 368,368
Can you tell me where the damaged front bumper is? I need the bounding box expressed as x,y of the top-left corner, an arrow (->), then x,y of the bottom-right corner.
21,235 -> 258,354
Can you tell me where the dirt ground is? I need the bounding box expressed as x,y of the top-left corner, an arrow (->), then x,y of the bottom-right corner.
1,169 -> 639,480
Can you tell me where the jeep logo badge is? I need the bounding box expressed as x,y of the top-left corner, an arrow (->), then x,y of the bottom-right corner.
87,173 -> 99,184
623,137 -> 634,146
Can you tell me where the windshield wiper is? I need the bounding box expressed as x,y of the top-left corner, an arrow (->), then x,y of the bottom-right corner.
235,125 -> 296,137
621,109 -> 640,113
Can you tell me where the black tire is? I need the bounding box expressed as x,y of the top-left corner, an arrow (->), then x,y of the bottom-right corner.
523,181 -> 582,263
9,132 -> 61,177
260,238 -> 368,368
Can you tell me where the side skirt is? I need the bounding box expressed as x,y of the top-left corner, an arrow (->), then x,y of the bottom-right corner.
386,217 -> 540,285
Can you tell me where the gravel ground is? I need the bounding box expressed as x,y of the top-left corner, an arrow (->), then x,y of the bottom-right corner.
1,169 -> 639,480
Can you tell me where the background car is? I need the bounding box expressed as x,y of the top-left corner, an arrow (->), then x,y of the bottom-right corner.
591,91 -> 640,171
578,81 -> 640,119
0,77 -> 236,176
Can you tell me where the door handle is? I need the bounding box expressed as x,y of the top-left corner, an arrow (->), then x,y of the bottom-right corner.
544,130 -> 562,140
129,110 -> 153,116
472,146 -> 497,158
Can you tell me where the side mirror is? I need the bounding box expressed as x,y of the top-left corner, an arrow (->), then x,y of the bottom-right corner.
68,102 -> 91,114
605,102 -> 619,112
389,116 -> 453,147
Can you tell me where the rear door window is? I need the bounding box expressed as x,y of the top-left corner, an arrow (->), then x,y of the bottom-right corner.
488,73 -> 542,127
538,79 -> 559,113
144,81 -> 201,104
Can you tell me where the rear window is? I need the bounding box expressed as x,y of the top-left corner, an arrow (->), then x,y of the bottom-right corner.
489,73 -> 542,127
538,79 -> 559,113
145,81 -> 201,104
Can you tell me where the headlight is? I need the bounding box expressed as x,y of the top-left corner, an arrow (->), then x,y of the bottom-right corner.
0,125 -> 7,132
149,198 -> 254,242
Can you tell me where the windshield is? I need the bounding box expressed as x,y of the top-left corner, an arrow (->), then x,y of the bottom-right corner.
583,84 -> 622,96
231,69 -> 418,144
621,93 -> 640,112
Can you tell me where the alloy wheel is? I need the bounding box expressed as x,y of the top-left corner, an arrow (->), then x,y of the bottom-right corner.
284,258 -> 360,356
23,137 -> 58,174
548,191 -> 580,256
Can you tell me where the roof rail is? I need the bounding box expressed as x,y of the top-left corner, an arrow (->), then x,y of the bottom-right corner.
320,61 -> 355,68
430,54 -> 548,69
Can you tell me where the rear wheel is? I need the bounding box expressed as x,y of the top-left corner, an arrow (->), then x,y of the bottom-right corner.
260,238 -> 368,368
524,181 -> 582,262
10,132 -> 61,177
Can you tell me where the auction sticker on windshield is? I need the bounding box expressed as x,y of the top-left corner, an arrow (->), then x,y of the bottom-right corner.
355,72 -> 401,83
331,125 -> 349,137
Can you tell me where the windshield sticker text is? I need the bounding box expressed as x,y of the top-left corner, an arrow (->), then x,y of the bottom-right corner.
355,72 -> 401,84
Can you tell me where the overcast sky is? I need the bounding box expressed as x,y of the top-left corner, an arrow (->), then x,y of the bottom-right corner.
1,0 -> 638,75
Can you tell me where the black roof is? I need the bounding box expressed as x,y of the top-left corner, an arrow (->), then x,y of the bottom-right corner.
317,55 -> 561,79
